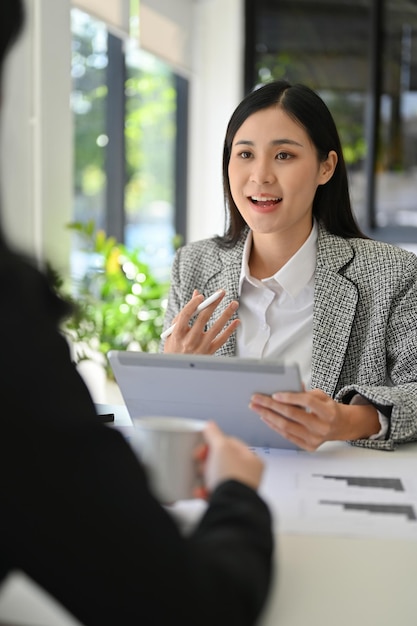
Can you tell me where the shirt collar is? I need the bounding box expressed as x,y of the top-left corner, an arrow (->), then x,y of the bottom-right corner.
239,220 -> 318,298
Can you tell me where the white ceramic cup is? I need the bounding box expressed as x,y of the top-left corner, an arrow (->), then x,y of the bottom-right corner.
132,416 -> 206,504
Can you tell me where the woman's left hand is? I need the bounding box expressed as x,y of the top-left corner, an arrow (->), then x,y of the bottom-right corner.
249,388 -> 380,451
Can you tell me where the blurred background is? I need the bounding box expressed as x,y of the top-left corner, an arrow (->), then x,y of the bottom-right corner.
1,0 -> 416,399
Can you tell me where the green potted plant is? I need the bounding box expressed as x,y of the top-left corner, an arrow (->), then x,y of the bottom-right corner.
60,220 -> 171,379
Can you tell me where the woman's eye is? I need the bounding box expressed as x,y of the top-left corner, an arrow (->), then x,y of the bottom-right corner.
239,151 -> 252,159
276,151 -> 291,160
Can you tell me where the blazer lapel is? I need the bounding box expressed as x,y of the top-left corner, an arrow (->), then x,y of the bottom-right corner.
311,227 -> 358,396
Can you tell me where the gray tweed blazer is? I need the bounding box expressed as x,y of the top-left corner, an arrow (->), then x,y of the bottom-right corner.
162,223 -> 417,450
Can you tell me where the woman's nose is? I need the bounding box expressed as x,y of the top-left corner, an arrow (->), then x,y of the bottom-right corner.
249,159 -> 276,185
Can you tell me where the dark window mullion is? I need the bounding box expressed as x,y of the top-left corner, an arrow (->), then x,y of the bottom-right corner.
174,74 -> 188,244
365,0 -> 384,231
244,0 -> 257,94
105,32 -> 126,242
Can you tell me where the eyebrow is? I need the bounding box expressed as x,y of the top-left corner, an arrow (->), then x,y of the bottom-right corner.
234,138 -> 304,147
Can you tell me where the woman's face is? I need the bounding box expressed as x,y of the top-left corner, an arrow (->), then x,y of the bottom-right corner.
228,106 -> 336,242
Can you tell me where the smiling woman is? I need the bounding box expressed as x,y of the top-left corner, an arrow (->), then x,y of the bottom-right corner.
227,106 -> 337,271
160,79 -> 417,454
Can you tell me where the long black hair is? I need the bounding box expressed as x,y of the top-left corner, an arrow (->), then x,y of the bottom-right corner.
219,80 -> 367,246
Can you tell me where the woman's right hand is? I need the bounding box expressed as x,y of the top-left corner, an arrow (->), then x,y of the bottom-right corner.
194,422 -> 264,499
163,289 -> 240,354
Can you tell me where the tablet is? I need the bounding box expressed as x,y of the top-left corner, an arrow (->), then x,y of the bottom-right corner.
108,351 -> 303,450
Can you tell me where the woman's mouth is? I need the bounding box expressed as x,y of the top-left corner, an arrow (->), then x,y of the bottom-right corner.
249,196 -> 282,209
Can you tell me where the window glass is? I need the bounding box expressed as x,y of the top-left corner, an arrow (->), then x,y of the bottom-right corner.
124,40 -> 176,278
71,7 -> 177,281
71,9 -> 107,231
377,2 -> 417,235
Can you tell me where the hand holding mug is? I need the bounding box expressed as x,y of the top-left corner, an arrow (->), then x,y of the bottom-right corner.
194,421 -> 264,499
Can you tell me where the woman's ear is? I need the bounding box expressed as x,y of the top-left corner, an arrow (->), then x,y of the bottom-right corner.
319,150 -> 338,184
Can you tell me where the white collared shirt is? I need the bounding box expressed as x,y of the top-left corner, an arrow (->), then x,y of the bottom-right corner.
234,220 -> 389,440
235,221 -> 317,389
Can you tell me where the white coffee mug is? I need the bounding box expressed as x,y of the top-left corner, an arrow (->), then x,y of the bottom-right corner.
132,416 -> 206,504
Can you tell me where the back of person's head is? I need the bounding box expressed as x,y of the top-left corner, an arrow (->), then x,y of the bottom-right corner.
0,0 -> 24,84
221,79 -> 366,245
0,0 -> 24,248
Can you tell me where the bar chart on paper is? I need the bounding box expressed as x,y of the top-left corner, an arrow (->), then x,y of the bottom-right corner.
318,500 -> 416,521
311,474 -> 405,491
257,448 -> 417,540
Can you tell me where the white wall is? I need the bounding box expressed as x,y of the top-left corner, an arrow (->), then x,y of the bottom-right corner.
0,0 -> 73,276
0,0 -> 243,275
188,0 -> 244,242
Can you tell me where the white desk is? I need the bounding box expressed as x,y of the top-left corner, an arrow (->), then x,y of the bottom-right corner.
1,404 -> 416,626
255,441 -> 417,626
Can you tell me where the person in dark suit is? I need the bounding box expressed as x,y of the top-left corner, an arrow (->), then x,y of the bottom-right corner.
0,3 -> 273,625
